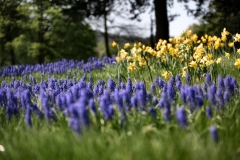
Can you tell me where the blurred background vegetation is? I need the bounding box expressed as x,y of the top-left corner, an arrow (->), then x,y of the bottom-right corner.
0,0 -> 240,66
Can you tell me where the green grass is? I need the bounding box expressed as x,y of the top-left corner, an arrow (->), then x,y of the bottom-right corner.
1,101 -> 240,160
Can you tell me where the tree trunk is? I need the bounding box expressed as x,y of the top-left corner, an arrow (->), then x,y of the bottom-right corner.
38,50 -> 45,64
103,5 -> 111,57
10,48 -> 16,65
0,50 -> 6,66
154,0 -> 169,43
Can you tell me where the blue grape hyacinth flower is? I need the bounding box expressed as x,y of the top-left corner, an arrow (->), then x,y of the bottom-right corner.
206,73 -> 212,86
164,107 -> 171,122
210,125 -> 219,143
206,106 -> 212,119
176,106 -> 188,128
25,105 -> 32,128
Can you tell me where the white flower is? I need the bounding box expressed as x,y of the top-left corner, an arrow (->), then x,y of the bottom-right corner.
0,145 -> 5,152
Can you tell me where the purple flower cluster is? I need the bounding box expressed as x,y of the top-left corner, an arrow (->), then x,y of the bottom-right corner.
210,125 -> 219,143
0,57 -> 116,78
0,72 -> 238,133
154,73 -> 238,126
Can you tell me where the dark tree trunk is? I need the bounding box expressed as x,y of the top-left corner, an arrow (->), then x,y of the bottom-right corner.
0,52 -> 6,66
103,11 -> 111,57
10,48 -> 16,65
154,0 -> 169,43
38,53 -> 45,64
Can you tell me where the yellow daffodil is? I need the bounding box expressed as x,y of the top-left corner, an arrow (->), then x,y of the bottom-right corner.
162,70 -> 171,81
208,36 -> 213,43
184,38 -> 191,45
167,43 -> 172,49
178,55 -> 184,62
126,56 -> 133,62
161,56 -> 166,62
221,28 -> 230,36
187,30 -> 192,37
207,42 -> 213,49
128,62 -> 136,71
221,35 -> 227,42
156,51 -> 161,58
228,42 -> 234,47
234,33 -> 240,42
169,48 -> 176,56
175,36 -> 183,44
206,54 -> 213,59
205,60 -> 214,66
124,43 -> 130,49
162,40 -> 167,45
204,34 -> 209,39
138,57 -> 146,67
193,54 -> 200,62
137,55 -> 142,62
181,67 -> 187,78
131,47 -> 137,56
225,52 -> 230,59
119,49 -> 128,60
193,43 -> 204,62
115,56 -> 121,63
216,58 -> 222,64
214,38 -> 221,50
137,48 -> 143,53
112,41 -> 117,47
192,34 -> 198,43
181,71 -> 186,77
234,59 -> 240,69
145,46 -> 155,55
189,61 -> 197,68
237,48 -> 240,54
213,36 -> 218,41
200,56 -> 207,64
201,36 -> 207,43
199,64 -> 205,69
156,39 -> 163,49
160,45 -> 167,54
139,60 -> 146,67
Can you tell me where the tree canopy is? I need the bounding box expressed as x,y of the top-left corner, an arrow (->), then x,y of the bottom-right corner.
0,0 -> 97,66
191,0 -> 240,36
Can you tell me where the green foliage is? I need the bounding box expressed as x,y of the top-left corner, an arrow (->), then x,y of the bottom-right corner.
0,1 -> 97,66
190,0 -> 240,37
0,0 -> 25,66
46,20 -> 97,61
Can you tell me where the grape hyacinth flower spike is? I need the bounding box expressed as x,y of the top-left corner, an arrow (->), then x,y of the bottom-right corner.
206,106 -> 212,119
176,106 -> 187,128
206,73 -> 212,86
25,105 -> 32,128
210,125 -> 219,143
